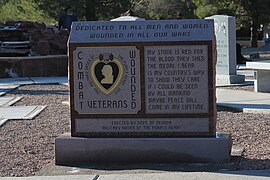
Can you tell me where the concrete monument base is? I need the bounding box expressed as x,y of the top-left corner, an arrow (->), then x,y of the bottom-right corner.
55,133 -> 232,165
216,74 -> 245,86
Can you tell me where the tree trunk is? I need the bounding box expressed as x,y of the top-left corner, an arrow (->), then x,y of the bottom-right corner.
251,17 -> 259,47
250,0 -> 259,48
86,0 -> 96,21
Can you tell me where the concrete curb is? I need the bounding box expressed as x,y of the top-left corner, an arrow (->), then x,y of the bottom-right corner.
1,171 -> 270,180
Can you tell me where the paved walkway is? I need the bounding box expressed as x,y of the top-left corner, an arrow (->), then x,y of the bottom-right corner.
217,88 -> 270,113
1,170 -> 270,179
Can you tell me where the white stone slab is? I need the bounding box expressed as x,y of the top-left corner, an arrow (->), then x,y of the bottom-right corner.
242,108 -> 270,114
0,84 -> 20,96
30,77 -> 68,85
231,146 -> 245,157
0,97 -> 22,107
0,92 -> 6,96
0,84 -> 20,90
246,60 -> 270,70
237,64 -> 247,70
0,106 -> 46,119
62,101 -> 70,106
237,69 -> 254,77
245,61 -> 270,92
0,118 -> 9,127
111,16 -> 145,21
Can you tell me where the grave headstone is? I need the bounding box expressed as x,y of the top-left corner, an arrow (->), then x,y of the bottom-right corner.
69,19 -> 215,137
55,18 -> 231,164
206,15 -> 245,85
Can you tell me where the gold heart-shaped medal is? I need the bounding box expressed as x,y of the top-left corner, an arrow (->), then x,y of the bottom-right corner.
90,53 -> 123,95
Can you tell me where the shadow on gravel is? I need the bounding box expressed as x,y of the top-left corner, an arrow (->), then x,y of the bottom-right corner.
10,89 -> 69,95
217,105 -> 242,112
38,161 -> 236,176
217,157 -> 270,177
37,157 -> 270,177
68,163 -> 235,172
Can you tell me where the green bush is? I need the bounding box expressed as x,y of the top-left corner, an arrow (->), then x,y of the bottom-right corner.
0,0 -> 56,25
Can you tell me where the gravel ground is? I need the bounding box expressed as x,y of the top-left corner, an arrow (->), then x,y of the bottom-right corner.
1,84 -> 270,177
0,85 -> 69,177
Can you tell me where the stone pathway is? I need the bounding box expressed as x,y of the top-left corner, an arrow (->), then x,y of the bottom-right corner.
217,88 -> 270,113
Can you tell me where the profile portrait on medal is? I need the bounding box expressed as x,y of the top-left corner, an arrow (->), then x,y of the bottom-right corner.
101,64 -> 114,84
